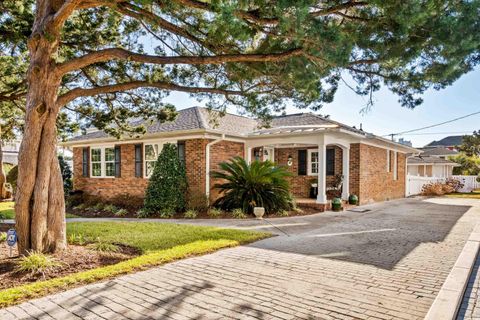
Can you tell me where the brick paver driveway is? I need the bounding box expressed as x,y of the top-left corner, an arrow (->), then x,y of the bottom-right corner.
2,197 -> 480,320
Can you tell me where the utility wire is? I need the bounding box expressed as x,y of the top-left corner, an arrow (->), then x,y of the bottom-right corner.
400,131 -> 474,136
386,110 -> 480,139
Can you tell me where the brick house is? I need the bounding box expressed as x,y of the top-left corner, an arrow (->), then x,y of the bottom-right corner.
64,107 -> 418,207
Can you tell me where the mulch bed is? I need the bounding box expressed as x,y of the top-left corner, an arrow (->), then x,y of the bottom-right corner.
0,224 -> 139,290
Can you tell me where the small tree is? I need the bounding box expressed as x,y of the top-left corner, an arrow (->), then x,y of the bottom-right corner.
144,143 -> 187,217
459,131 -> 480,157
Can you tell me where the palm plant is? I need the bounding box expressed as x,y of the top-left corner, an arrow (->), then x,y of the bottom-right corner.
211,157 -> 293,215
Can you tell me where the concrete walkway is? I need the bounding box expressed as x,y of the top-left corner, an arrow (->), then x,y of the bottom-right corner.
1,197 -> 480,319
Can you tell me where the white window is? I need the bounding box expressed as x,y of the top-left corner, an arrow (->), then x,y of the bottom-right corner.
308,149 -> 319,175
90,146 -> 115,177
144,143 -> 160,178
91,148 -> 102,177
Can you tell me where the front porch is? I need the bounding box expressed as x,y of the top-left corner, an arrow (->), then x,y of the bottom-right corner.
245,130 -> 356,205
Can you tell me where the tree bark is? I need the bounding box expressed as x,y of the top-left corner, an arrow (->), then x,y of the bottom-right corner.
0,137 -> 7,199
15,0 -> 66,254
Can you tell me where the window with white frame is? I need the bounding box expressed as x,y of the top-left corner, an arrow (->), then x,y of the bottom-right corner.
90,147 -> 115,177
308,149 -> 319,175
144,144 -> 160,178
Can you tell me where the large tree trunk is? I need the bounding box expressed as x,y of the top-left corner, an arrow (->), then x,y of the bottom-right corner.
0,138 -> 7,199
15,0 -> 66,254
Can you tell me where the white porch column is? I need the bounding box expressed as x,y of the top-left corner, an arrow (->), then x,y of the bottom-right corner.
316,138 -> 327,204
341,146 -> 350,200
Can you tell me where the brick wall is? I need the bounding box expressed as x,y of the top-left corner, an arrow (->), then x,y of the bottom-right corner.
275,146 -> 343,198
355,143 -> 406,204
73,139 -> 244,202
209,140 -> 245,200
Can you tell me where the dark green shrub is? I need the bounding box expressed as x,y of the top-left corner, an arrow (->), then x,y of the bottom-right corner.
58,155 -> 73,195
144,143 -> 187,217
6,165 -> 17,192
186,189 -> 209,212
110,193 -> 144,211
212,157 -> 293,214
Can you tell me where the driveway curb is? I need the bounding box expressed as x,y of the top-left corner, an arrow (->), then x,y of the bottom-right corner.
425,223 -> 480,320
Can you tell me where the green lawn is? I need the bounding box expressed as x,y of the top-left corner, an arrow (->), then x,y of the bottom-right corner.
0,221 -> 270,307
446,190 -> 480,199
0,202 -> 14,219
0,202 -> 78,219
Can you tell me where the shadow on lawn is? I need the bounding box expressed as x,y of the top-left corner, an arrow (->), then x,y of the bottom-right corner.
248,198 -> 472,270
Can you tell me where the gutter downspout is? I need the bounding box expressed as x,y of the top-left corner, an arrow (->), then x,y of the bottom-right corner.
206,134 -> 225,201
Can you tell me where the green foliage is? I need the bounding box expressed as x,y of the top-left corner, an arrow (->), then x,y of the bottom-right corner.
114,208 -> 128,217
278,210 -> 290,217
2,163 -> 13,175
87,241 -> 120,254
135,209 -> 149,219
208,208 -> 222,218
93,203 -> 105,211
0,232 -> 6,242
58,155 -> 72,195
6,165 -> 17,192
450,153 -> 480,175
212,157 -> 293,214
16,252 -> 62,276
459,131 -> 480,157
68,233 -> 87,245
73,203 -> 87,211
144,143 -> 187,217
184,209 -> 198,219
0,201 -> 14,219
103,204 -> 118,214
231,209 -> 247,219
186,191 -> 209,212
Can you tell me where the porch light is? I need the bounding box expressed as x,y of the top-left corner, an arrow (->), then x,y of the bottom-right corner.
287,155 -> 293,166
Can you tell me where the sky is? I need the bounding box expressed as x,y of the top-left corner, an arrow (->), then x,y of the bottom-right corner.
162,67 -> 480,148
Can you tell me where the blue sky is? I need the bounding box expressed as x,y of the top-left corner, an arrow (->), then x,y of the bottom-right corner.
163,67 -> 480,148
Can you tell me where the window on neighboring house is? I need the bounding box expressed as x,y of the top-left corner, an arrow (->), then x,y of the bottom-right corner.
91,148 -> 102,177
104,147 -> 115,177
144,144 -> 159,178
307,148 -> 335,176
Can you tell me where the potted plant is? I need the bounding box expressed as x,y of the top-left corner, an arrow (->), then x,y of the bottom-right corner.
331,197 -> 342,211
348,194 -> 358,205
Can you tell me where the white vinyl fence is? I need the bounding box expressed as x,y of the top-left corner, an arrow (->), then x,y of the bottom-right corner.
406,175 -> 445,197
406,174 -> 480,196
452,175 -> 480,193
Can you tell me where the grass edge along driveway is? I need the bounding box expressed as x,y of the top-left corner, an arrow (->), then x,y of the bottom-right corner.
0,221 -> 270,308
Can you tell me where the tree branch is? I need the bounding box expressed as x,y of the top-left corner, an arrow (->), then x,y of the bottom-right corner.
52,0 -> 82,29
56,81 -> 250,107
56,47 -> 303,75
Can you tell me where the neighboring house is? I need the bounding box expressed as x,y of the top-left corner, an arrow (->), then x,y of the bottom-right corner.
407,156 -> 459,178
1,140 -> 21,166
424,135 -> 465,149
64,107 -> 418,208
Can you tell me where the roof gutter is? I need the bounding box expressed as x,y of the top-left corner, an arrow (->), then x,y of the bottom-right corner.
205,134 -> 225,202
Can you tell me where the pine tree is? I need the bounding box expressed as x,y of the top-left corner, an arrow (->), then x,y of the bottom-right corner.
144,143 -> 187,217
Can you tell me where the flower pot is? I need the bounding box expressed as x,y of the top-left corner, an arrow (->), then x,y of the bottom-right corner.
331,198 -> 342,212
348,194 -> 358,205
253,207 -> 265,219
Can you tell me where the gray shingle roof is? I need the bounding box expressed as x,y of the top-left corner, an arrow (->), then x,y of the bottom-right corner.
425,135 -> 465,148
407,156 -> 458,165
419,147 -> 459,157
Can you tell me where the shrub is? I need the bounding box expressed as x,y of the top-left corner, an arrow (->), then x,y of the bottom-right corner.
93,203 -> 105,211
212,157 -> 293,215
231,208 -> 247,219
73,203 -> 87,211
6,165 -> 18,193
422,182 -> 454,196
16,252 -> 62,276
110,193 -> 144,211
135,208 -> 149,218
208,208 -> 222,218
114,208 -> 128,217
87,241 -> 120,253
278,210 -> 290,217
445,178 -> 464,193
184,209 -> 198,219
144,143 -> 187,217
103,204 -> 118,213
0,232 -> 6,242
68,233 -> 87,245
187,190 -> 209,212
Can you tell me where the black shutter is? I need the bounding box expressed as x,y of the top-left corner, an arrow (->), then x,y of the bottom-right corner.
326,148 -> 335,176
134,144 -> 143,177
82,147 -> 89,177
114,145 -> 121,178
177,141 -> 186,164
298,150 -> 307,175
